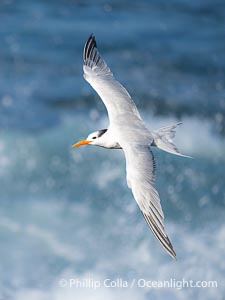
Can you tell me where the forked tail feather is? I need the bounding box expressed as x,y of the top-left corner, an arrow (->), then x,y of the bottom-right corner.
152,123 -> 192,158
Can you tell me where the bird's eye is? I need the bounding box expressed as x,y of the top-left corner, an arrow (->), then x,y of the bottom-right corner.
92,137 -> 96,139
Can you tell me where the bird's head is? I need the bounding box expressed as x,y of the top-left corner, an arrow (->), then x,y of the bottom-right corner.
72,129 -> 107,148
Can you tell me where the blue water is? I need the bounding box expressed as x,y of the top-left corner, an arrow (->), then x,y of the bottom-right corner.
0,0 -> 225,299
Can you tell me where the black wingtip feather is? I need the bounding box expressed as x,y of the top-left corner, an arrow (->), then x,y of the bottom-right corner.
83,34 -> 97,63
142,212 -> 177,259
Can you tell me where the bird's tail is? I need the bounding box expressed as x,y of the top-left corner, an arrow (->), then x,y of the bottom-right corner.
152,123 -> 191,158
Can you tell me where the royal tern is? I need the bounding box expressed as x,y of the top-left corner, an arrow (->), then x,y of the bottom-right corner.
73,34 -> 190,259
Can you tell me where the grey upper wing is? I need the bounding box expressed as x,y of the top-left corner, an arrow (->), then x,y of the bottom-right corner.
123,143 -> 176,259
83,34 -> 143,125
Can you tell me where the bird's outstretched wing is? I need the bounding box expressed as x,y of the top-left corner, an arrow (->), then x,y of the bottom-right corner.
83,34 -> 143,125
83,34 -> 176,258
122,142 -> 176,259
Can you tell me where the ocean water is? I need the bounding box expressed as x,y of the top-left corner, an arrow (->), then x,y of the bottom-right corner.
0,0 -> 225,299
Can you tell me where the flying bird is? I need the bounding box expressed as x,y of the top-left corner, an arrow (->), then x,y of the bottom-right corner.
73,34 -> 190,259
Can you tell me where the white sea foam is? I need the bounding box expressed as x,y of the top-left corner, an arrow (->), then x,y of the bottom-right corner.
6,219 -> 225,300
0,113 -> 224,300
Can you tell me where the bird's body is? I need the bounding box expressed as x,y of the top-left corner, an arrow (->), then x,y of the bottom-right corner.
73,34 -> 190,259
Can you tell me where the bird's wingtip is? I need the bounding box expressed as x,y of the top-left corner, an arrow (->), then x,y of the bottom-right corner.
83,33 -> 97,62
170,250 -> 177,260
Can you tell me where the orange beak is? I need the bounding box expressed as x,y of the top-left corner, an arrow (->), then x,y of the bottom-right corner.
72,139 -> 91,148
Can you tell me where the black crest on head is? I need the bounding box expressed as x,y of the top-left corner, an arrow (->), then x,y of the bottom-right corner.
98,129 -> 107,137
